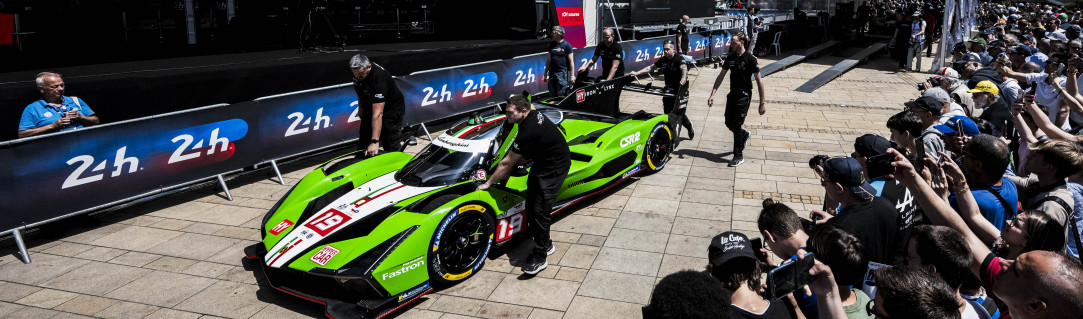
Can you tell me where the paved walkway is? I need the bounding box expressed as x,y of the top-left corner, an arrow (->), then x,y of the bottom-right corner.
0,46 -> 938,318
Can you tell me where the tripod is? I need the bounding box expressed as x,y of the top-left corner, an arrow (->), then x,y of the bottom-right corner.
298,0 -> 345,52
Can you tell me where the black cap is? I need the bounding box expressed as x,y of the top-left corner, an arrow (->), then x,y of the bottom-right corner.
1009,45 -> 1033,56
822,158 -> 876,200
854,134 -> 892,157
904,96 -> 943,116
708,232 -> 757,267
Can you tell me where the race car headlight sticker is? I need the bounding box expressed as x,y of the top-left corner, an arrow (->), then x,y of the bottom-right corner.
310,225 -> 417,278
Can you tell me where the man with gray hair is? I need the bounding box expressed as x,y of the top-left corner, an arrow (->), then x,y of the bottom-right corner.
349,54 -> 406,156
923,87 -> 968,122
19,72 -> 99,138
545,26 -> 575,96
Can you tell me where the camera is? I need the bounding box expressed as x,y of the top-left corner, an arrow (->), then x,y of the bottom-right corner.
808,154 -> 830,169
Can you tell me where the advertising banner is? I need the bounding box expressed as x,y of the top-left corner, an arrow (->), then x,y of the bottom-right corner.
252,87 -> 362,160
688,31 -> 712,61
399,61 -> 504,125
710,29 -> 734,59
622,38 -> 667,76
0,104 -> 254,231
500,53 -> 549,98
554,0 -> 586,48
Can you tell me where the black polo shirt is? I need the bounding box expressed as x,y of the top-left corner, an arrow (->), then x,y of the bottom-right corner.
353,64 -> 406,125
654,55 -> 687,89
722,51 -> 760,93
592,42 -> 625,79
511,110 -> 570,174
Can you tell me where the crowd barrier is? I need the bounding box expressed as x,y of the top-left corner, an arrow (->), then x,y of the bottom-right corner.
0,28 -> 737,262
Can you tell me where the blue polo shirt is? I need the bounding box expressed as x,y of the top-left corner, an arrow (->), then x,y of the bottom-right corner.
19,96 -> 94,132
949,177 -> 1019,231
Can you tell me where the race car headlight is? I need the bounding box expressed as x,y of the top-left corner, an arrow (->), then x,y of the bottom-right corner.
309,225 -> 418,278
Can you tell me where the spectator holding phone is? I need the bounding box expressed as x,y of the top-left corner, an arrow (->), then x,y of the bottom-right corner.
887,147 -> 1083,319
707,231 -> 799,319
948,135 -> 1019,231
810,157 -> 903,266
18,72 -> 99,138
757,199 -> 820,319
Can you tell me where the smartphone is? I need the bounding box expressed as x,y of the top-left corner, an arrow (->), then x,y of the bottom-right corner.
750,238 -> 767,261
910,139 -> 925,174
766,253 -> 816,300
865,153 -> 894,179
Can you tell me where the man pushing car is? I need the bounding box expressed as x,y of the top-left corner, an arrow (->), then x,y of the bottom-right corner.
477,95 -> 571,276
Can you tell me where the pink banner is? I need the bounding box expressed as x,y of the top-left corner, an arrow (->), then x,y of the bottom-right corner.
555,0 -> 585,48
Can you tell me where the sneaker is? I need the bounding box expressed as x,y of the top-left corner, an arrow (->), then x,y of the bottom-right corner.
742,129 -> 751,148
729,154 -> 745,167
546,245 -> 556,256
522,255 -> 548,275
687,125 -> 696,140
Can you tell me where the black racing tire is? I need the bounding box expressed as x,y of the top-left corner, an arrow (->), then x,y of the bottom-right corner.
427,204 -> 495,286
642,123 -> 673,174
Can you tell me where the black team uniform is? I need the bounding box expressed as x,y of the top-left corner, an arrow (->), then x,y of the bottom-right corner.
676,23 -> 691,54
513,110 -> 571,272
592,41 -> 625,80
354,64 -> 406,152
722,50 -> 759,165
655,54 -> 694,141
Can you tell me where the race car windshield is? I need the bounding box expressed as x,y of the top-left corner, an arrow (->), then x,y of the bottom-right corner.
396,143 -> 487,187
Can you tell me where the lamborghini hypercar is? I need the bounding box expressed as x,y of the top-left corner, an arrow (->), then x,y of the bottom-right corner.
245,94 -> 674,318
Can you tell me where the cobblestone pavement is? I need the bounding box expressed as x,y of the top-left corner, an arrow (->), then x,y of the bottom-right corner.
0,46 -> 940,318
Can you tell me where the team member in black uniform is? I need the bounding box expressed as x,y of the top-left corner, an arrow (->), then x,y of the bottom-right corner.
578,28 -> 625,81
630,42 -> 695,142
478,95 -> 570,275
708,32 -> 766,167
349,54 -> 406,156
676,15 -> 691,55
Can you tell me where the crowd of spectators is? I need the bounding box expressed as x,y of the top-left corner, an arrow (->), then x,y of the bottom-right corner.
647,1 -> 1083,318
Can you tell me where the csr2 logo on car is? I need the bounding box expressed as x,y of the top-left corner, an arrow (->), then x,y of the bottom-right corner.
62,119 -> 248,189
620,132 -> 641,148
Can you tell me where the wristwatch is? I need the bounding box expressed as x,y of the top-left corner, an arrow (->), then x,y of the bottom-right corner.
370,139 -> 380,145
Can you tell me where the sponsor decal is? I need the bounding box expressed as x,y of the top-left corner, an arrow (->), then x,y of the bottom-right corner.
304,209 -> 352,236
459,205 -> 485,214
382,256 -> 425,280
623,164 -> 641,179
399,282 -> 431,302
266,237 -> 303,265
471,169 -> 487,182
636,144 -> 644,152
442,269 -> 473,281
433,211 -> 459,252
270,219 -> 294,235
496,203 -> 526,242
575,89 -> 586,103
620,132 -> 641,148
310,245 -> 340,266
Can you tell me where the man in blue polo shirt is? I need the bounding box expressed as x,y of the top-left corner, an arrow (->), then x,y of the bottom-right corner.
18,72 -> 99,138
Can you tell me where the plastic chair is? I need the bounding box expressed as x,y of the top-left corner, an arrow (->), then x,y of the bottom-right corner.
771,31 -> 784,56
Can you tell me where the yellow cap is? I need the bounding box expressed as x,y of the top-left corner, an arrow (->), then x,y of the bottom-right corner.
967,80 -> 999,95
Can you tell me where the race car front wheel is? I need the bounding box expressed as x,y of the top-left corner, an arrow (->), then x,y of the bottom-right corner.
428,204 -> 494,286
643,123 -> 673,174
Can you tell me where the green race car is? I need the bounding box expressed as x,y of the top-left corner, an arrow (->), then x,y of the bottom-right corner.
245,94 -> 674,319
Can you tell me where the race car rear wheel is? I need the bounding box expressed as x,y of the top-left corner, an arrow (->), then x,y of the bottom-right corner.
428,204 -> 495,286
642,123 -> 672,174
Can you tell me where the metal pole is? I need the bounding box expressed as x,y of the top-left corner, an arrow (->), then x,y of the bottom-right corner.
420,123 -> 433,141
270,160 -> 285,185
13,229 -> 30,264
185,0 -> 197,44
217,174 -> 233,201
605,0 -> 622,42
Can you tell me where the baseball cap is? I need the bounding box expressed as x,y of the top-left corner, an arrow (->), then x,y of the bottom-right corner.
822,157 -> 876,200
1009,44 -> 1033,56
1067,25 -> 1082,34
854,134 -> 892,158
953,53 -> 981,66
708,232 -> 757,267
923,87 -> 952,104
934,116 -> 980,136
1047,31 -> 1069,42
967,80 -> 1000,94
905,96 -> 944,116
936,67 -> 960,78
988,40 -> 1007,48
983,28 -> 995,35
970,37 -> 988,46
